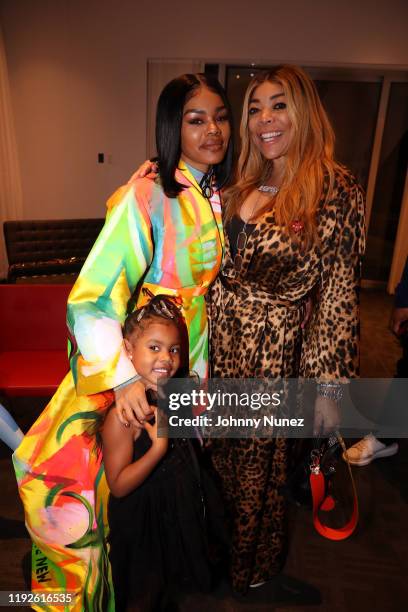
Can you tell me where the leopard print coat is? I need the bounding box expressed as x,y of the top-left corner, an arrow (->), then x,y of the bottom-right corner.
207,167 -> 365,593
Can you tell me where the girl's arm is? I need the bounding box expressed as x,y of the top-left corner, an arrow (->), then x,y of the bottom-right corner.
102,408 -> 167,498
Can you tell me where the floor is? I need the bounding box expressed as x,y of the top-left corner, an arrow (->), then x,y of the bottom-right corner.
0,289 -> 407,611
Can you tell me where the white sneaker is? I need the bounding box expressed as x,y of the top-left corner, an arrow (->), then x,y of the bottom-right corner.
343,434 -> 399,466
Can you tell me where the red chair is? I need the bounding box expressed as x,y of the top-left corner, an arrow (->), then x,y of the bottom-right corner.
0,284 -> 72,397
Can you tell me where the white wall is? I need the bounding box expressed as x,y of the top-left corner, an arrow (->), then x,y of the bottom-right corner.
1,0 -> 407,219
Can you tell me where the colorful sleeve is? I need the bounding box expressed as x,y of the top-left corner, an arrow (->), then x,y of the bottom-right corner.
301,180 -> 366,380
67,183 -> 153,395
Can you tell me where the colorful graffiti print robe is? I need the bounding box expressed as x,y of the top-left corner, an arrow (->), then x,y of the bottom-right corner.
13,162 -> 224,611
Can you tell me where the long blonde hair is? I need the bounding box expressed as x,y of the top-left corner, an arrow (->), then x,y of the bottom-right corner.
224,65 -> 340,244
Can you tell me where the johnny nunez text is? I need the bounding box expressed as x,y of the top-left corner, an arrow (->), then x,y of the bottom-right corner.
168,415 -> 304,428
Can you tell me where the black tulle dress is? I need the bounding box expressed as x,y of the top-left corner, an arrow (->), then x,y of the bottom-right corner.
108,431 -> 224,611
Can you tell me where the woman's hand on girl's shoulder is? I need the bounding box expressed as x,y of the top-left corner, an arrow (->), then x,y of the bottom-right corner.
130,160 -> 159,182
114,379 -> 156,428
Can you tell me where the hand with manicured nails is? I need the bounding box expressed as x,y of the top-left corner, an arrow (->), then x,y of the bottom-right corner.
313,395 -> 340,436
130,160 -> 158,181
114,379 -> 156,428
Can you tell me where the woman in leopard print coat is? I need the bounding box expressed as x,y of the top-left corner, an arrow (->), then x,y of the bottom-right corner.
208,65 -> 365,594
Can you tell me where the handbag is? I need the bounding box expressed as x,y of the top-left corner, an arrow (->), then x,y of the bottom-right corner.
285,434 -> 359,540
309,433 -> 359,540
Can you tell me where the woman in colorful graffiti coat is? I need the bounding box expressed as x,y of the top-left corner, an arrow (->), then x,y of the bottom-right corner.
13,73 -> 232,610
207,65 -> 365,595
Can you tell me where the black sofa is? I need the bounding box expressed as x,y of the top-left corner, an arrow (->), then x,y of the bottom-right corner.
3,218 -> 104,282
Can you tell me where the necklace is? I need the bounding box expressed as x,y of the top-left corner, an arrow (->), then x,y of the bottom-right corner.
199,167 -> 215,199
234,185 -> 280,272
233,193 -> 263,272
259,184 -> 303,233
258,184 -> 279,195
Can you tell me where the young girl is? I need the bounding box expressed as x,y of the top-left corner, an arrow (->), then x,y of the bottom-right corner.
101,295 -> 215,611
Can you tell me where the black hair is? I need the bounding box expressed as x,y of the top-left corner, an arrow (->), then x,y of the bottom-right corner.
155,73 -> 234,198
124,295 -> 181,338
124,294 -> 189,376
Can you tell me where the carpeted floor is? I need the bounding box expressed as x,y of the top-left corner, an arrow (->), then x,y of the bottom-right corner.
0,289 -> 407,611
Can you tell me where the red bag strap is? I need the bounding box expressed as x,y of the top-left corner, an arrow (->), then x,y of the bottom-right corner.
309,434 -> 359,541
